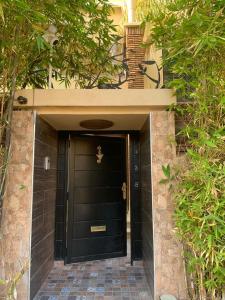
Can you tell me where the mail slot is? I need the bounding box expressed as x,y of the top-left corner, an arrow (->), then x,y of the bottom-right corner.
91,225 -> 106,232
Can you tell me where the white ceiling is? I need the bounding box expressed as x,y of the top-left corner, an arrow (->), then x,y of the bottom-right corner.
41,114 -> 148,131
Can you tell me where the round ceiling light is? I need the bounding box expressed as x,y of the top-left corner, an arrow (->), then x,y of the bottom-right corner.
80,119 -> 114,130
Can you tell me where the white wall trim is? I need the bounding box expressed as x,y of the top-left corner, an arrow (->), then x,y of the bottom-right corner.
150,112 -> 156,300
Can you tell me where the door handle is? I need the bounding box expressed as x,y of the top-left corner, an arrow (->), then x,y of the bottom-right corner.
121,182 -> 127,200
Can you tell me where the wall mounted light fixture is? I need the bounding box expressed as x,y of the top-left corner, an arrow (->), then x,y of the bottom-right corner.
44,156 -> 50,170
80,119 -> 114,130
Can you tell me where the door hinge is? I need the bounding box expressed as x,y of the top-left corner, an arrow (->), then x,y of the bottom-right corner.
65,198 -> 69,249
68,134 -> 71,148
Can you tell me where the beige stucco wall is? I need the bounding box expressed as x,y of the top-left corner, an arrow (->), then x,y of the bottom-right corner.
144,47 -> 163,89
142,23 -> 164,89
150,112 -> 187,299
110,6 -> 125,31
0,111 -> 35,300
14,89 -> 176,108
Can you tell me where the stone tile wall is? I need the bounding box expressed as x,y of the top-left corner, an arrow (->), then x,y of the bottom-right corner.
151,111 -> 187,299
30,116 -> 57,299
130,134 -> 143,260
0,111 -> 35,300
140,116 -> 154,299
55,133 -> 67,260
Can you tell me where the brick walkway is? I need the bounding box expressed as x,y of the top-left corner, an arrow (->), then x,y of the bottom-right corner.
33,255 -> 152,300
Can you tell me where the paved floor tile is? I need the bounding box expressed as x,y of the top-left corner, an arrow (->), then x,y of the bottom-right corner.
34,255 -> 152,300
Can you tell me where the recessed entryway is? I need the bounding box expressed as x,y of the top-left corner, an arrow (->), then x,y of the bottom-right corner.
31,127 -> 153,300
30,114 -> 155,300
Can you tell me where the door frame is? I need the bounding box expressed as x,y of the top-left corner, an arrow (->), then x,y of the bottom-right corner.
54,130 -> 141,264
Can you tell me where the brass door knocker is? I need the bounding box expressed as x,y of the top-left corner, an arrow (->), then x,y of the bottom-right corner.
96,145 -> 104,164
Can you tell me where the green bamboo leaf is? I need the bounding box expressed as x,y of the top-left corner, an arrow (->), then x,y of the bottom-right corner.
162,164 -> 171,178
205,140 -> 217,148
19,184 -> 26,190
0,3 -> 4,22
159,178 -> 169,184
36,36 -> 45,52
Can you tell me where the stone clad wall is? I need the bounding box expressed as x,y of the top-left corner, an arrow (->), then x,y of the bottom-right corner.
140,116 -> 154,300
151,112 -> 187,299
55,133 -> 67,259
30,116 -> 57,299
0,111 -> 35,300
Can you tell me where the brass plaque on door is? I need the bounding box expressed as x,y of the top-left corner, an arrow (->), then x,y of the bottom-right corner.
91,225 -> 106,232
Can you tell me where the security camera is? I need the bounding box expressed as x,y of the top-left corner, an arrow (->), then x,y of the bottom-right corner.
43,25 -> 59,46
48,24 -> 57,35
52,37 -> 59,46
43,34 -> 59,46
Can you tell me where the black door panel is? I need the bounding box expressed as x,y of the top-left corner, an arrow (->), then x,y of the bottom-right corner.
74,187 -> 121,204
74,155 -> 122,171
71,236 -> 123,260
67,135 -> 126,263
74,202 -> 123,221
74,170 -> 122,187
74,139 -> 122,155
72,220 -> 123,239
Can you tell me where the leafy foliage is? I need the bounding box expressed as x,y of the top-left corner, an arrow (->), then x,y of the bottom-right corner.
0,0 -> 118,217
138,0 -> 225,299
0,260 -> 29,300
0,0 -> 118,90
136,0 -> 166,21
0,1 -> 117,297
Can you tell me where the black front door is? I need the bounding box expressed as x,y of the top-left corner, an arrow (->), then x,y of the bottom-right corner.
67,134 -> 127,263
